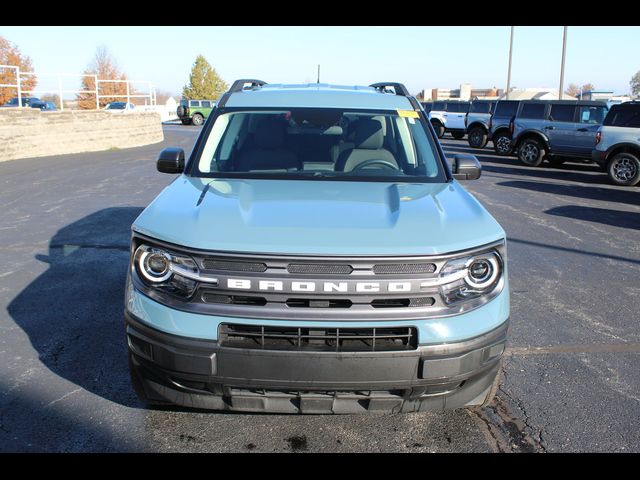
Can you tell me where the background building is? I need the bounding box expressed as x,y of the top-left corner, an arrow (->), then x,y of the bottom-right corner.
419,84 -> 504,101
498,88 -> 577,101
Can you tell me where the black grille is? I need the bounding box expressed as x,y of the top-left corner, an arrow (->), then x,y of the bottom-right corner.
373,263 -> 437,274
286,298 -> 352,308
287,263 -> 353,275
202,259 -> 267,272
219,324 -> 418,352
202,293 -> 267,306
370,297 -> 435,308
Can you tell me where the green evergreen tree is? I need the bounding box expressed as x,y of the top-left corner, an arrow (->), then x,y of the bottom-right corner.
182,55 -> 228,100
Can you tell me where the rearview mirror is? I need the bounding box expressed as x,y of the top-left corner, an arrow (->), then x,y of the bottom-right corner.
157,148 -> 185,174
451,154 -> 481,180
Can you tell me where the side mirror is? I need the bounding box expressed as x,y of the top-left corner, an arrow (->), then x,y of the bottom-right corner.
451,154 -> 481,180
157,147 -> 185,174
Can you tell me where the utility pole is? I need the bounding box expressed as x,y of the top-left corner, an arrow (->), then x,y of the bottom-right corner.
317,65 -> 320,84
506,26 -> 514,100
559,26 -> 568,100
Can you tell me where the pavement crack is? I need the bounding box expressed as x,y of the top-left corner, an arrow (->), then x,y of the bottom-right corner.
470,361 -> 546,453
45,387 -> 82,408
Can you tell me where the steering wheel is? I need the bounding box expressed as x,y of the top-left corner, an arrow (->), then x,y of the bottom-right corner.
351,159 -> 399,171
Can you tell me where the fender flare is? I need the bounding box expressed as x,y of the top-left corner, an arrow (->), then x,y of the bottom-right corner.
514,130 -> 550,151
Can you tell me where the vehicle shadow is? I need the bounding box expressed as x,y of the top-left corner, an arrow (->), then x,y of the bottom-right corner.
545,205 -> 640,231
480,161 -> 608,186
6,207 -> 144,409
497,180 -> 640,207
442,142 -> 612,186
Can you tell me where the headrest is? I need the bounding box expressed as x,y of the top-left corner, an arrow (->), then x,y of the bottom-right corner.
254,118 -> 286,149
354,118 -> 384,149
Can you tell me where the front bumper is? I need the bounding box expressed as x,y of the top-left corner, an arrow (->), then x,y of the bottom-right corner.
126,311 -> 508,413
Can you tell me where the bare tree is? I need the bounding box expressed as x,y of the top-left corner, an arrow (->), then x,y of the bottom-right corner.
565,83 -> 595,98
76,45 -> 131,109
154,89 -> 175,105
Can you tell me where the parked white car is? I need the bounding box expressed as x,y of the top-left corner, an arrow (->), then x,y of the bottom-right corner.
428,100 -> 470,139
104,102 -> 136,113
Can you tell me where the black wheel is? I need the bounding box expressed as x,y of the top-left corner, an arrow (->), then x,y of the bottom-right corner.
468,126 -> 488,148
517,138 -> 546,167
607,152 -> 640,186
128,353 -> 172,407
431,121 -> 445,139
493,132 -> 512,156
191,113 -> 204,126
546,156 -> 566,167
452,131 -> 465,140
180,119 -> 191,125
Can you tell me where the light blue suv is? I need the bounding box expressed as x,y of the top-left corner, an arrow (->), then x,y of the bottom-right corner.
125,80 -> 510,413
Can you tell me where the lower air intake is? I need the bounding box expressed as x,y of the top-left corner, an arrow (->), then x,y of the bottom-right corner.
219,324 -> 418,352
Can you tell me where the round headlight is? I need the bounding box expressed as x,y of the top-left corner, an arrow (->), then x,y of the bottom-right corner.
465,256 -> 499,289
136,247 -> 173,283
146,253 -> 170,276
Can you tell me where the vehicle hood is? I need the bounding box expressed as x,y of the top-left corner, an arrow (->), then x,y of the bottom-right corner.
133,176 -> 505,255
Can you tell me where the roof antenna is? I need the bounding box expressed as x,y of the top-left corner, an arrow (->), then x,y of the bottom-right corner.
317,64 -> 320,84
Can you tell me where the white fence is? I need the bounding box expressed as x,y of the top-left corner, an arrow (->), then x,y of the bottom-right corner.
0,64 -> 157,110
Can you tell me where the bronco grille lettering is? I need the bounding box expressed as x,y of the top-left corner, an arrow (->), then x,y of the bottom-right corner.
225,279 -> 416,294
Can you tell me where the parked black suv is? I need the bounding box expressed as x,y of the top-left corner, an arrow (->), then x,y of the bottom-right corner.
511,100 -> 608,167
489,100 -> 520,155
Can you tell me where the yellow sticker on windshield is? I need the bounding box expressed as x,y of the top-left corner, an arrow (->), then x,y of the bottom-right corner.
397,109 -> 420,118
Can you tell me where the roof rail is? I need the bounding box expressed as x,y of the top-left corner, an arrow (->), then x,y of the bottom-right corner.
370,82 -> 411,97
217,79 -> 267,109
370,82 -> 422,110
229,79 -> 267,93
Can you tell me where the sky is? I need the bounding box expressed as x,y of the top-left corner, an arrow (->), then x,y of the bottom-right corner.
1,26 -> 638,98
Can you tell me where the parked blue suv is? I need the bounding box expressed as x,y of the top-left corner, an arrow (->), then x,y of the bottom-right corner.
125,80 -> 510,413
511,100 -> 608,167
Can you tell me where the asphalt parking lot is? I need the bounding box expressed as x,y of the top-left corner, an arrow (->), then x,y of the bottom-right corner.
1,125 -> 639,453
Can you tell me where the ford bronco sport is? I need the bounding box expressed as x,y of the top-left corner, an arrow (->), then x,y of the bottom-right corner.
125,80 -> 510,413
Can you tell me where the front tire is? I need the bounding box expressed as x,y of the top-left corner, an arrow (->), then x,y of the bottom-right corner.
468,126 -> 488,148
191,113 -> 204,126
607,152 -> 640,186
518,138 -> 546,167
493,132 -> 512,156
452,131 -> 465,140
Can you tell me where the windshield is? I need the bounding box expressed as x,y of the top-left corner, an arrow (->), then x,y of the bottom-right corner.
107,103 -> 126,109
190,108 -> 446,182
